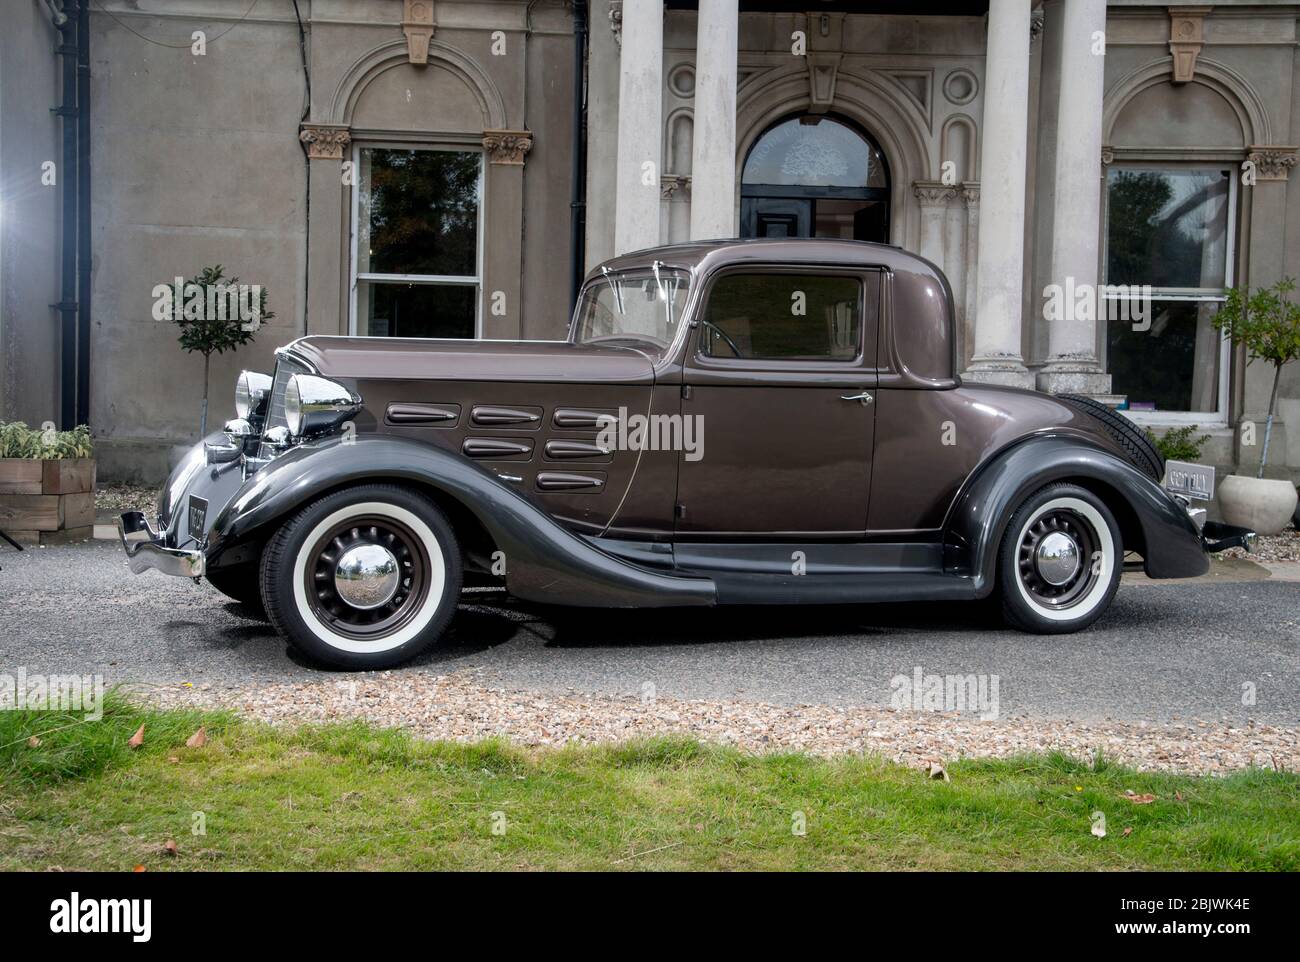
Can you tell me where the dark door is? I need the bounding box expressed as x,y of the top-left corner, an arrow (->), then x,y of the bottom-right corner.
675,268 -> 882,539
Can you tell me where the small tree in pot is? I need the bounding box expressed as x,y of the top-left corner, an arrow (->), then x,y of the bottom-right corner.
169,265 -> 272,435
1211,278 -> 1300,534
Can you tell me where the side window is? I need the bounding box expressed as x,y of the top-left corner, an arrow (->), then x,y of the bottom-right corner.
699,272 -> 870,361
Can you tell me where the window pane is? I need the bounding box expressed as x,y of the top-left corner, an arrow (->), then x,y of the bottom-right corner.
1107,300 -> 1222,413
1105,168 -> 1230,289
357,281 -> 476,338
701,274 -> 864,361
574,270 -> 689,355
358,148 -> 480,277
814,199 -> 887,241
742,116 -> 887,189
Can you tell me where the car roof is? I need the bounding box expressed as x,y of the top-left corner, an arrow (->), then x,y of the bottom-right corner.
588,237 -> 936,282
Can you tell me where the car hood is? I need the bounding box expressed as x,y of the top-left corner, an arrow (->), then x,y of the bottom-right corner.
285,336 -> 658,385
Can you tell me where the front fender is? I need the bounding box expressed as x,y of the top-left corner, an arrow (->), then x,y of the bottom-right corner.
206,435 -> 715,608
944,434 -> 1208,595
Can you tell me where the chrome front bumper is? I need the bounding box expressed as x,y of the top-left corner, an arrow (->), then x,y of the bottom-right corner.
117,511 -> 205,579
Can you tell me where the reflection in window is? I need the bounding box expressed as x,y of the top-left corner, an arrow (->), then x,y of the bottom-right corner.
573,270 -> 690,357
1104,167 -> 1232,415
353,147 -> 482,337
700,273 -> 872,361
742,117 -> 888,189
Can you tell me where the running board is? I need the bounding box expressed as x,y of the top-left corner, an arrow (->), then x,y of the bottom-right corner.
707,570 -> 979,605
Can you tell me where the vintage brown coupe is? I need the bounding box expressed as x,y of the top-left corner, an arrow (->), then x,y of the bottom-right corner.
119,239 -> 1251,668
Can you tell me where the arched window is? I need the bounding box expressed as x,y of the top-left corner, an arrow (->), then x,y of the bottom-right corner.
741,114 -> 890,242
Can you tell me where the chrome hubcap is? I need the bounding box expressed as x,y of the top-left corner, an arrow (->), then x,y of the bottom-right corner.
1034,531 -> 1080,586
333,543 -> 400,610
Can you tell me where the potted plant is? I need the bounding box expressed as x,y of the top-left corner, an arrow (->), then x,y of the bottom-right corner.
1211,278 -> 1300,534
169,265 -> 272,435
0,421 -> 96,545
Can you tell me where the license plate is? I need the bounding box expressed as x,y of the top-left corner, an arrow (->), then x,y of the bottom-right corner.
188,495 -> 209,536
1164,460 -> 1214,501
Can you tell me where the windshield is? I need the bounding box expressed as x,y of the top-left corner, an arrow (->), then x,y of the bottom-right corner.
573,266 -> 690,355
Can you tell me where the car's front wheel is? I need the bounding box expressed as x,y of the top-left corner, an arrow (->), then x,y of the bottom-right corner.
260,484 -> 462,669
997,483 -> 1121,634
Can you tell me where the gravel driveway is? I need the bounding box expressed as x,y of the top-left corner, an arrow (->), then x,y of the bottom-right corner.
2,541 -> 1298,772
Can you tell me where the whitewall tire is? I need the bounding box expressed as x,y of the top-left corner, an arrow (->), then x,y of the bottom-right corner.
260,484 -> 462,669
997,484 -> 1122,634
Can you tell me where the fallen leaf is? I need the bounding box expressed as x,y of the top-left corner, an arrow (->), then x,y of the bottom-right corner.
1122,791 -> 1157,804
128,725 -> 145,749
185,726 -> 207,749
928,762 -> 949,782
1074,785 -> 1083,792
1122,827 -> 1133,837
27,736 -> 40,748
163,840 -> 178,856
133,864 -> 147,873
1174,791 -> 1185,802
167,755 -> 179,764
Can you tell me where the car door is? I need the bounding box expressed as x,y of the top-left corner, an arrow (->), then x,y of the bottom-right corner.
674,266 -> 882,539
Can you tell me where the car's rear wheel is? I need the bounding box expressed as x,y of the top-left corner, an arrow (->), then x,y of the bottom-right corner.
206,565 -> 267,619
997,483 -> 1121,634
260,484 -> 462,669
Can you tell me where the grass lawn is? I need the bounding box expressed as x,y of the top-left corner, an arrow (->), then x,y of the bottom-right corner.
1,693 -> 1297,871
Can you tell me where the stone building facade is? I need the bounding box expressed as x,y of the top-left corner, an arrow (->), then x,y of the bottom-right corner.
2,0 -> 1299,486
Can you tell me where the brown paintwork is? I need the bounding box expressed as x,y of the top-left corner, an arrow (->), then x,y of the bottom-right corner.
285,239 -> 1131,544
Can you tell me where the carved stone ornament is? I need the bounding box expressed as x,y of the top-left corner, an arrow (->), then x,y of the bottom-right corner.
913,181 -> 957,206
483,129 -> 534,166
1168,6 -> 1208,84
609,1 -> 623,47
299,124 -> 351,161
1246,146 -> 1299,182
403,0 -> 437,65
661,174 -> 691,199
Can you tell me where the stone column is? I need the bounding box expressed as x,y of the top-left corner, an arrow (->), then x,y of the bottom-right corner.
614,0 -> 664,254
481,130 -> 533,339
299,124 -> 352,335
689,0 -> 739,238
964,0 -> 1034,388
913,182 -> 953,271
961,183 -> 981,368
1038,0 -> 1111,396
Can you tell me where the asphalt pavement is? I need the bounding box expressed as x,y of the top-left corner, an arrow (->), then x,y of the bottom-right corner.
1,540 -> 1297,725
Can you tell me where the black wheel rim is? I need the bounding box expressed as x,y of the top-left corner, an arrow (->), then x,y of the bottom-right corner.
1016,508 -> 1101,610
303,515 -> 431,640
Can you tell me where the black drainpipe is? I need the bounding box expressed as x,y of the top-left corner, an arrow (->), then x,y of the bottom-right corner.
53,1 -> 80,430
568,0 -> 588,311
75,0 -> 91,427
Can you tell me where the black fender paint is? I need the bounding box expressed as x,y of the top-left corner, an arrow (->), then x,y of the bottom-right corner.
204,435 -> 716,608
943,434 -> 1209,595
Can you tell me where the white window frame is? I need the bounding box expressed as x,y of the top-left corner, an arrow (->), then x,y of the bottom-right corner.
1101,164 -> 1236,428
348,142 -> 486,338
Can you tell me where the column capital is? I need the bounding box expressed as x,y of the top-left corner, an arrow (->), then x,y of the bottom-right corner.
660,174 -> 691,199
299,124 -> 351,160
1246,145 -> 1299,182
913,181 -> 957,207
1030,6 -> 1045,42
959,181 -> 980,206
608,1 -> 623,47
482,129 -> 533,166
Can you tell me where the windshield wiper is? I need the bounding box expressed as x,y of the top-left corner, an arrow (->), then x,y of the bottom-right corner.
600,265 -> 625,315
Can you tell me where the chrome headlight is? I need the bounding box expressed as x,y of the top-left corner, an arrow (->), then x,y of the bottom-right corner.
284,374 -> 361,438
235,371 -> 273,421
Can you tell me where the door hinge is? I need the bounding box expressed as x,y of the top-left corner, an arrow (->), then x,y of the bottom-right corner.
681,384 -> 692,400
674,503 -> 686,518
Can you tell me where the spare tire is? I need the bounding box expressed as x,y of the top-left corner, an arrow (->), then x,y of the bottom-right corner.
1057,394 -> 1165,483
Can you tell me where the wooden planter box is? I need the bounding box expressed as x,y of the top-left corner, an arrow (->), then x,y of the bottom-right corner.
0,458 -> 96,545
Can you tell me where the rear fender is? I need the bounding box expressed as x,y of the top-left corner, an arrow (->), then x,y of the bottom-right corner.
205,435 -> 715,608
943,435 -> 1207,594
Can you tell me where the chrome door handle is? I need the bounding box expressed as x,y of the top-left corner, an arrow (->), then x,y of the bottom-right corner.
841,391 -> 874,404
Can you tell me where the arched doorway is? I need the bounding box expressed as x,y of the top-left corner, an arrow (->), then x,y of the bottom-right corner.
740,114 -> 890,242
